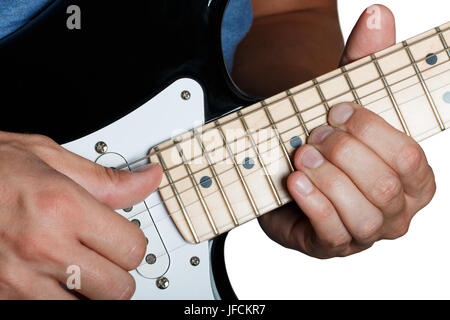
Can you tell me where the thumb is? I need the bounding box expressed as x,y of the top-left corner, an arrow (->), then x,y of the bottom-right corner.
33,138 -> 163,209
340,4 -> 396,66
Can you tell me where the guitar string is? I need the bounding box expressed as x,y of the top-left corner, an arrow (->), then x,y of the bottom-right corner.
132,26 -> 450,257
140,28 -> 450,160
127,67 -> 450,230
147,54 -> 450,188
116,50 -> 449,182
120,44 -> 450,173
133,61 -> 450,206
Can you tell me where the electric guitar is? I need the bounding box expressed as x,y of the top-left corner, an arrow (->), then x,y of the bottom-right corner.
0,0 -> 449,299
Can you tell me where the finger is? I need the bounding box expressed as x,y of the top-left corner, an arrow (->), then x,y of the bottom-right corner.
309,126 -> 405,217
286,172 -> 352,256
328,102 -> 434,198
294,145 -> 383,244
36,174 -> 148,271
0,263 -> 76,299
340,4 -> 396,65
69,187 -> 147,271
53,243 -> 137,300
27,134 -> 163,210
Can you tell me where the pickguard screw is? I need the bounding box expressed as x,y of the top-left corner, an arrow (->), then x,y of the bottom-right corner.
181,90 -> 191,100
123,207 -> 133,213
95,141 -> 108,154
146,253 -> 157,265
190,256 -> 200,266
156,277 -> 169,290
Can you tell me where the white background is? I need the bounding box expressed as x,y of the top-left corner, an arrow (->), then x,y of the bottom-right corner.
225,0 -> 450,299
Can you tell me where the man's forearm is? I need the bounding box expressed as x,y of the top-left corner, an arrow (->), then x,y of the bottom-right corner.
232,1 -> 344,98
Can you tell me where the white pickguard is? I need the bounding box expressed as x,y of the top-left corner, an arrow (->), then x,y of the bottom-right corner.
63,79 -> 220,300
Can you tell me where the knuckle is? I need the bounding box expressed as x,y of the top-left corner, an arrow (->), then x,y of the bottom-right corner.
125,231 -> 147,270
397,143 -> 423,176
328,134 -> 354,162
386,220 -> 410,240
354,216 -> 383,243
372,174 -> 403,207
323,175 -> 344,192
352,114 -> 374,140
27,134 -> 57,147
26,134 -> 60,155
15,230 -> 52,263
95,166 -> 123,193
417,167 -> 436,206
110,274 -> 136,300
30,184 -> 79,219
319,232 -> 351,250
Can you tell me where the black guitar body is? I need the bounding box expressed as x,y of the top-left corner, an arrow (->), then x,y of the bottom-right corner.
0,0 -> 257,300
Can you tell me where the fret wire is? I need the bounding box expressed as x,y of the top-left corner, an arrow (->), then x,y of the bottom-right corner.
261,101 -> 295,172
193,129 -> 239,226
237,110 -> 283,206
313,79 -> 330,112
214,120 -> 261,217
403,41 -> 446,131
159,72 -> 450,208
142,45 -> 449,162
165,124 -> 445,240
157,65 -> 450,207
436,27 -> 450,58
286,89 -> 310,137
154,147 -> 200,243
341,66 -> 362,105
123,50 -> 449,176
371,54 -> 412,136
174,142 -> 219,235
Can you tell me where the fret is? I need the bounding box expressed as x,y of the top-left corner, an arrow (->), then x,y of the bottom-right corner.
341,66 -> 362,105
371,54 -> 412,136
261,101 -> 295,172
214,120 -> 260,217
286,89 -> 310,136
154,147 -> 200,243
291,83 -> 326,132
174,142 -> 219,235
237,111 -> 283,206
312,79 -> 330,112
436,27 -> 450,58
403,41 -> 445,131
193,129 -> 239,226
153,22 -> 450,244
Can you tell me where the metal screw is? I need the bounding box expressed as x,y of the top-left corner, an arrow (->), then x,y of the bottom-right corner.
123,207 -> 133,213
181,90 -> 191,100
146,254 -> 157,265
131,219 -> 141,227
190,256 -> 200,266
156,277 -> 169,290
95,141 -> 108,154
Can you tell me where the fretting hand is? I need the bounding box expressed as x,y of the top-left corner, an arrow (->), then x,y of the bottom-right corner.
258,5 -> 436,258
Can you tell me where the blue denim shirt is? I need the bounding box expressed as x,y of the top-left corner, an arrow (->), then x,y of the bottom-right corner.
0,0 -> 253,72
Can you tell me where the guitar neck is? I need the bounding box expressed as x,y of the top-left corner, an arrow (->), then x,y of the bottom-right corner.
150,21 -> 450,244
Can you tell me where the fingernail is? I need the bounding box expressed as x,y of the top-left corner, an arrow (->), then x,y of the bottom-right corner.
302,147 -> 324,169
309,126 -> 334,144
134,163 -> 158,173
329,103 -> 354,125
294,173 -> 314,196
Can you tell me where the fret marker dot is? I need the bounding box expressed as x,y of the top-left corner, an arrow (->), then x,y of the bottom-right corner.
426,53 -> 437,65
200,176 -> 212,188
290,136 -> 303,149
443,91 -> 450,104
243,157 -> 255,170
